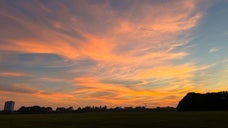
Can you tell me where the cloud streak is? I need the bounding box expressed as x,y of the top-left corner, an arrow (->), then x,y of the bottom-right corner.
209,48 -> 220,53
0,71 -> 29,77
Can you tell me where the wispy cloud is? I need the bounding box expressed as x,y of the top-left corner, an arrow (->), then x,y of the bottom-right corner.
0,84 -> 38,94
195,63 -> 217,71
209,48 -> 220,53
0,0 -> 201,60
73,77 -> 149,106
72,75 -> 197,107
0,71 -> 30,77
222,59 -> 228,63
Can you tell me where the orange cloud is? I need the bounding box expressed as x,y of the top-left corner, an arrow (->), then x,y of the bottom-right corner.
72,76 -> 191,107
150,13 -> 201,33
80,34 -> 117,61
0,0 -> 201,62
0,40 -> 81,59
0,71 -> 29,77
138,64 -> 195,79
35,92 -> 77,107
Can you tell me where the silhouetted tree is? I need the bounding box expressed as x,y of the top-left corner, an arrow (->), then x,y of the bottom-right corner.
56,107 -> 67,113
17,106 -> 53,114
177,91 -> 228,111
67,106 -> 74,112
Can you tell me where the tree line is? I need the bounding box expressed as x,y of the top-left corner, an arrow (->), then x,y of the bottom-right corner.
1,106 -> 176,114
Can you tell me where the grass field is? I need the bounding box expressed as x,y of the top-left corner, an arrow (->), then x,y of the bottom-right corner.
1,111 -> 228,128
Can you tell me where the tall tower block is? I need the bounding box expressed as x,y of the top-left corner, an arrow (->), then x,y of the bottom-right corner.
4,101 -> 15,112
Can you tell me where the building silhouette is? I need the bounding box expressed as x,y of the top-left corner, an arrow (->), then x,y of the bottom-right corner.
4,101 -> 15,112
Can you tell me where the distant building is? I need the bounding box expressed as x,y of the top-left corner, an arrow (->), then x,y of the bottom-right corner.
4,101 -> 15,112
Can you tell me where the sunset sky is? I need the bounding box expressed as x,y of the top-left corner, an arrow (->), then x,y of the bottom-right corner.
0,0 -> 227,109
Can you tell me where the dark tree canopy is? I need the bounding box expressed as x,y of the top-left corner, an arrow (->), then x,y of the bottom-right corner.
177,91 -> 228,111
0,105 -> 176,114
17,106 -> 53,114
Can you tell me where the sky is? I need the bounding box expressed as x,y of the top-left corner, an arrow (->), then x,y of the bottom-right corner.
0,0 -> 227,110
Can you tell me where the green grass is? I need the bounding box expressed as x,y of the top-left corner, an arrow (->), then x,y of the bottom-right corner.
0,111 -> 228,128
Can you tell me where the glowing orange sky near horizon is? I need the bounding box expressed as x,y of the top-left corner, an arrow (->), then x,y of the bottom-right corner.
0,0 -> 227,109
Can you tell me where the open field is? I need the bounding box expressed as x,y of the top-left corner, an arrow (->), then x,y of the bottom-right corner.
1,111 -> 228,128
